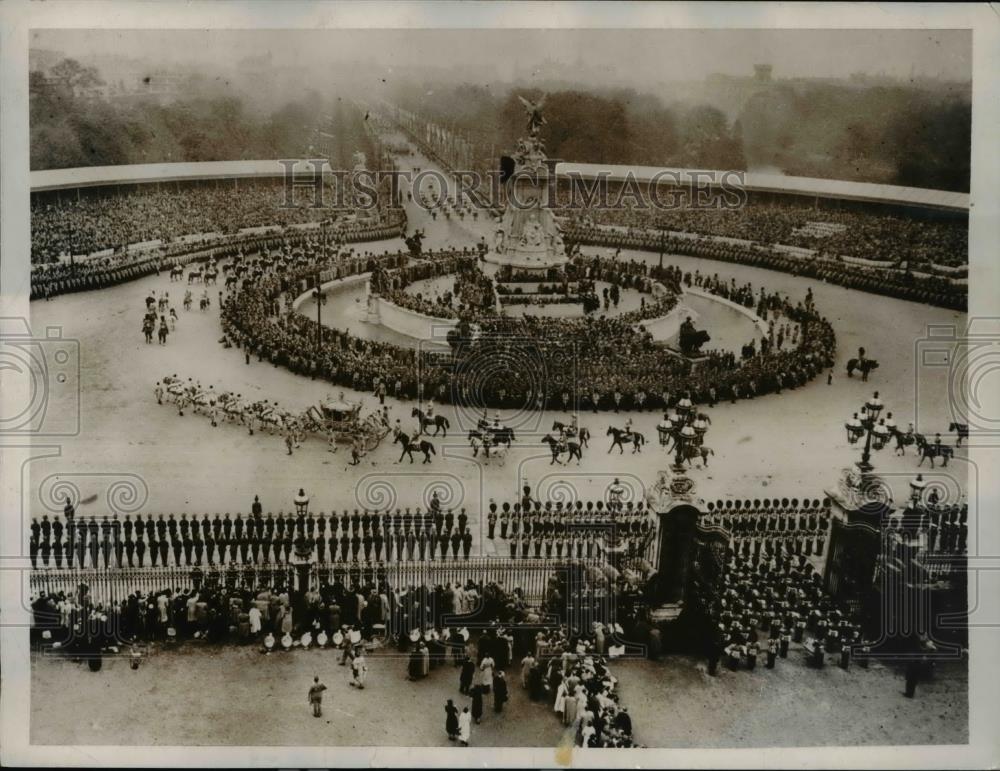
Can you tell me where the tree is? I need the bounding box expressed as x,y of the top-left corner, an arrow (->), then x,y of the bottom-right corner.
49,58 -> 103,98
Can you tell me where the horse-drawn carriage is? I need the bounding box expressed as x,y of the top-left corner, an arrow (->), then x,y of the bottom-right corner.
305,396 -> 389,451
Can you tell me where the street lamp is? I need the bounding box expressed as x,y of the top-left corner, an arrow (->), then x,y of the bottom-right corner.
844,390 -> 889,474
312,272 -> 324,352
668,393 -> 704,474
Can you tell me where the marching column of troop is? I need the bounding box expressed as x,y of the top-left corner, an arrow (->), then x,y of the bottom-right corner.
32,485 -> 659,572
29,495 -> 488,570
700,497 -> 833,562
485,497 -> 654,562
702,552 -> 865,675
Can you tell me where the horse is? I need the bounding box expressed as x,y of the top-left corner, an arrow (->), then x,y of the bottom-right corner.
225,275 -> 239,290
893,429 -> 921,456
395,433 -> 436,464
204,268 -> 219,286
680,444 -> 715,468
411,407 -> 449,437
846,358 -> 879,381
170,265 -> 184,282
491,426 -> 516,447
142,319 -> 154,344
607,426 -> 645,454
187,268 -> 202,284
256,404 -> 287,434
468,430 -> 487,458
949,422 -> 969,447
542,434 -> 583,465
916,436 -> 953,468
199,295 -> 210,312
552,421 -> 589,443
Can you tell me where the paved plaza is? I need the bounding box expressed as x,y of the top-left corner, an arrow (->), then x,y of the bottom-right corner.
31,644 -> 967,747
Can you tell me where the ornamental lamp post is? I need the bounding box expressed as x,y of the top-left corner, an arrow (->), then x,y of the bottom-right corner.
692,413 -> 709,440
657,414 -> 674,447
312,272 -> 323,352
845,391 -> 888,475
670,421 -> 698,475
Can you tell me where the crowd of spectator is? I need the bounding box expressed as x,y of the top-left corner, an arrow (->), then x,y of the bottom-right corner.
30,213 -> 405,300
524,625 -> 639,747
30,180 -> 406,263
557,187 -> 967,269
564,221 -> 966,311
218,237 -> 836,411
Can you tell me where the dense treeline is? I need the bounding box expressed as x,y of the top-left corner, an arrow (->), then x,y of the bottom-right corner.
31,57 -> 970,192
393,80 -> 970,192
30,59 -> 373,171
395,84 -> 746,170
738,82 -> 971,191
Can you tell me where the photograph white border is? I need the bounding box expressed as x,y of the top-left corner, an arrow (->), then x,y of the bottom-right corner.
2,2 -> 998,767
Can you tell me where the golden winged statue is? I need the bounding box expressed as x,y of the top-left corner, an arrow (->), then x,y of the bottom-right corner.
518,94 -> 547,136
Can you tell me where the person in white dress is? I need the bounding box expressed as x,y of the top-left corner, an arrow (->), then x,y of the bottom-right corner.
553,681 -> 567,718
479,654 -> 495,693
458,707 -> 472,746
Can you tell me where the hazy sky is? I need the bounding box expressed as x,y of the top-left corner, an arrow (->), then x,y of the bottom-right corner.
33,28 -> 972,85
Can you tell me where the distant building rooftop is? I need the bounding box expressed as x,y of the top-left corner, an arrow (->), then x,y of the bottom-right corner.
30,160 -> 323,192
30,159 -> 970,214
555,162 -> 969,213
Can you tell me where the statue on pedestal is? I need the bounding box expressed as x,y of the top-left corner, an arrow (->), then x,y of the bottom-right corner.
518,94 -> 547,137
679,315 -> 711,357
485,94 -> 566,273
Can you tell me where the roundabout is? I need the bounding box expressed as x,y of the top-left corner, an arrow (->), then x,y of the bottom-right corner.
22,98 -> 971,756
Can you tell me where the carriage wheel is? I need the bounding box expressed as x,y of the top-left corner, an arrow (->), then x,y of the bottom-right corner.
365,433 -> 379,452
